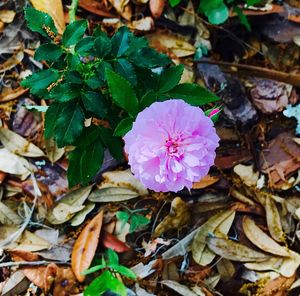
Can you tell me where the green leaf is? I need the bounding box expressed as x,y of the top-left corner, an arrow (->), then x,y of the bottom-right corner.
75,36 -> 96,55
199,0 -> 229,25
129,214 -> 150,233
86,75 -> 104,89
99,127 -> 124,161
113,117 -> 134,137
140,90 -> 158,110
24,7 -> 57,37
84,270 -> 127,296
25,105 -> 48,112
169,0 -> 181,7
94,35 -> 112,58
68,140 -> 104,186
125,35 -> 148,56
62,19 -> 88,47
106,69 -> 139,117
82,264 -> 106,275
115,59 -> 137,87
34,43 -> 63,62
108,264 -> 137,279
234,6 -> 251,31
82,91 -> 107,118
55,101 -> 84,147
44,102 -> 63,139
66,53 -> 81,70
111,26 -> 131,57
116,211 -> 130,223
129,47 -> 170,68
167,83 -> 219,106
158,65 -> 184,93
21,69 -> 60,94
65,71 -> 82,84
106,249 -> 119,265
50,83 -> 80,102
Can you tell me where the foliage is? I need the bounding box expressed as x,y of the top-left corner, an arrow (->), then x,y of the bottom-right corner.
116,208 -> 150,233
83,249 -> 136,296
22,7 -> 219,187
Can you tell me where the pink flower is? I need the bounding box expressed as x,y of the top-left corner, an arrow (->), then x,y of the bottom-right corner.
124,99 -> 220,192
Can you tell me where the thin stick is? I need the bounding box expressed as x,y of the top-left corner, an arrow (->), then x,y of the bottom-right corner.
196,60 -> 300,87
0,261 -> 69,268
69,0 -> 79,23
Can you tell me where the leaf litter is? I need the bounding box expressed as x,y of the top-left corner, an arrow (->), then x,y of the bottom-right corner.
1,0 -> 300,295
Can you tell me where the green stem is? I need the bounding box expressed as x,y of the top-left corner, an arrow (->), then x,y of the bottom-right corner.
69,0 -> 79,23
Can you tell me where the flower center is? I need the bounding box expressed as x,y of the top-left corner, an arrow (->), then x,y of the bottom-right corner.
165,136 -> 182,156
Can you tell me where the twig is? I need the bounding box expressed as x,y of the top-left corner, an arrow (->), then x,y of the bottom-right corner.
196,60 -> 300,87
0,261 -> 69,268
69,0 -> 79,23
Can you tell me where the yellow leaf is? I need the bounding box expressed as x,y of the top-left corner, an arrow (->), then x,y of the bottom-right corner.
29,0 -> 65,34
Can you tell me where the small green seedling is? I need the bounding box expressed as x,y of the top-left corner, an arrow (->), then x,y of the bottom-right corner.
83,249 -> 136,296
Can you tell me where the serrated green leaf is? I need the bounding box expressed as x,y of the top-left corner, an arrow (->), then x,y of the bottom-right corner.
65,71 -> 82,84
111,26 -> 131,57
108,264 -> 136,279
113,117 -> 134,137
158,65 -> 184,93
55,101 -> 84,147
66,53 -> 81,70
50,83 -> 80,102
80,140 -> 104,185
106,69 -> 139,117
115,59 -> 137,87
129,47 -> 170,68
62,19 -> 88,47
21,69 -> 60,94
44,102 -> 62,139
84,270 -> 127,296
140,90 -> 157,109
82,91 -> 107,118
94,35 -> 112,58
167,83 -> 219,106
99,127 -> 124,161
34,43 -> 63,62
125,35 -> 148,56
68,140 -> 104,187
106,249 -> 119,265
24,7 -> 57,38
86,75 -> 104,89
75,36 -> 96,55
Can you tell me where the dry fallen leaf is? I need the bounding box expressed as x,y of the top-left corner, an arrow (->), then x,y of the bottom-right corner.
29,0 -> 65,34
207,237 -> 269,262
233,164 -> 259,187
242,216 -> 290,257
192,209 -> 234,265
0,127 -> 45,158
0,10 -> 16,23
149,0 -> 165,19
153,197 -> 191,237
71,210 -> 103,282
192,175 -> 219,189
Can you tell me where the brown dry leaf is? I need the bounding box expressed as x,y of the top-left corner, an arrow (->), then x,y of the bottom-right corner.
260,133 -> 300,187
161,280 -> 198,296
153,197 -> 191,237
0,86 -> 28,103
233,164 -> 259,187
53,267 -> 78,296
215,148 -> 252,169
0,51 -> 24,73
45,138 -> 64,164
217,259 -> 235,281
29,0 -> 65,34
0,10 -> 16,23
0,127 -> 45,158
149,0 -> 165,19
0,201 -> 22,225
256,274 -> 296,296
131,17 -> 154,32
147,31 -> 195,58
0,270 -> 30,296
71,210 -> 104,282
265,197 -> 285,243
192,175 -> 219,189
230,188 -> 256,206
245,250 -> 300,277
207,237 -> 269,262
242,216 -> 290,257
191,209 -> 234,265
107,0 -> 132,20
79,0 -> 116,18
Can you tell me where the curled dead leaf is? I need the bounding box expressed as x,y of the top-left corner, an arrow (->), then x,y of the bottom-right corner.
242,216 -> 290,257
149,0 -> 165,19
71,210 -> 104,282
153,197 -> 191,237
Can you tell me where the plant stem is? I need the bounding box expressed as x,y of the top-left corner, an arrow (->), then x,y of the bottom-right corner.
69,0 -> 79,23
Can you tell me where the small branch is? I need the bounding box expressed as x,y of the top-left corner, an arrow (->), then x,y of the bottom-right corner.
69,0 -> 79,23
0,261 -> 69,268
196,60 -> 300,87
